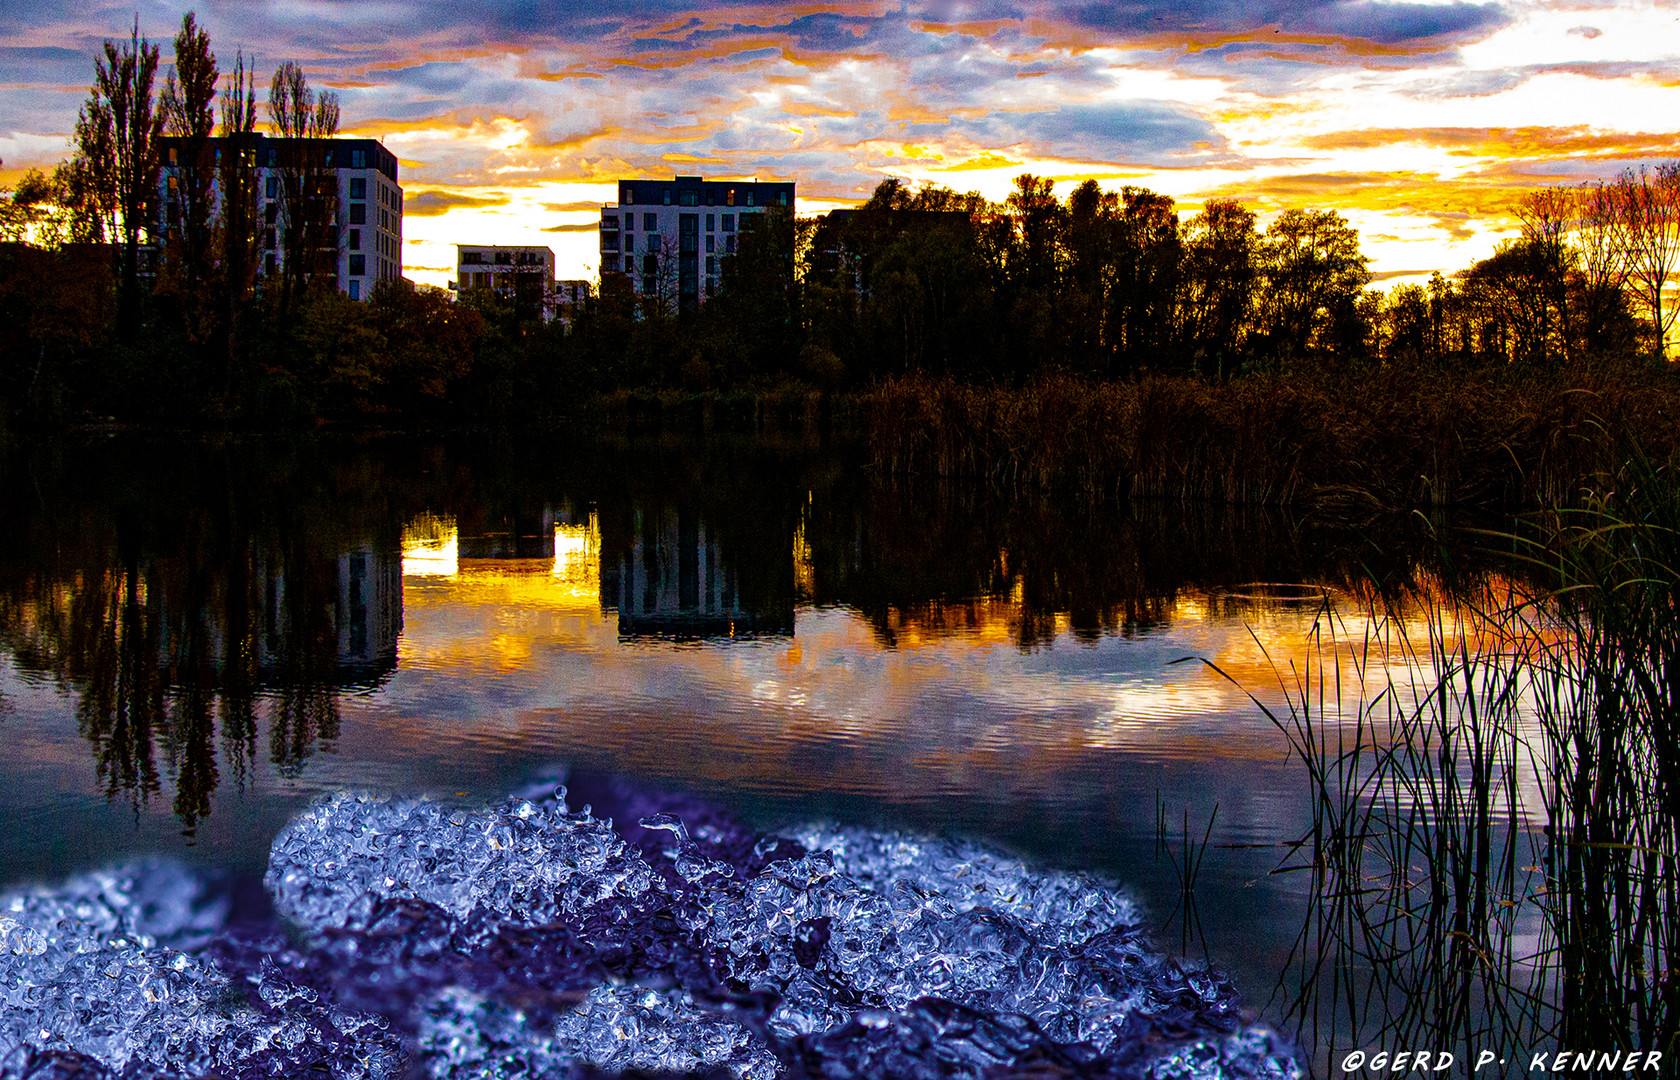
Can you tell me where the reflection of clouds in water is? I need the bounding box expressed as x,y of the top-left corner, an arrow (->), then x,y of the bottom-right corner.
382,573 -> 1331,769
372,567 -> 1557,818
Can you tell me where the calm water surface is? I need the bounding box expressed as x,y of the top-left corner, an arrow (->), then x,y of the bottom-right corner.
0,430 -> 1510,1038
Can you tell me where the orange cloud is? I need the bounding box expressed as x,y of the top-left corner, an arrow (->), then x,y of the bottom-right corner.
405,190 -> 511,216
1195,170 -> 1533,225
1304,126 -> 1680,159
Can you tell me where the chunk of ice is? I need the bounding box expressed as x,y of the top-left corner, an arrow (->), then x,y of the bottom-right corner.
1,786 -> 1299,1080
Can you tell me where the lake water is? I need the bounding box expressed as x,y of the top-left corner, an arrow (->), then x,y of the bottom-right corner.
0,429 -> 1527,1065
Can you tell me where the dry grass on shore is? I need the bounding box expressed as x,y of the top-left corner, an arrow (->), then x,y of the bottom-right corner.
862,364 -> 1680,512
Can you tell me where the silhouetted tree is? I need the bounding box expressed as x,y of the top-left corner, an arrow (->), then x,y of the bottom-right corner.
1180,199 -> 1259,376
218,48 -> 261,401
1107,187 -> 1180,374
1255,209 -> 1369,365
73,19 -> 164,334
1570,179 -> 1636,358
267,61 -> 340,348
159,13 -> 218,307
1063,180 -> 1118,368
1617,163 -> 1680,360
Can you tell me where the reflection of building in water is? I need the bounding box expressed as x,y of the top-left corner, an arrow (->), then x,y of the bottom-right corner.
457,508 -> 557,562
600,507 -> 794,640
247,544 -> 403,688
336,546 -> 402,683
399,510 -> 602,611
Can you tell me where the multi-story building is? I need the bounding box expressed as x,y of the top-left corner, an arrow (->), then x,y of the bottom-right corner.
553,279 -> 590,328
453,244 -> 555,318
598,175 -> 794,312
157,133 -> 403,301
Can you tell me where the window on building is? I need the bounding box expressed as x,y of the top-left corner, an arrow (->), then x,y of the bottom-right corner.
726,235 -> 736,253
350,254 -> 365,276
722,214 -> 734,232
602,233 -> 618,251
778,190 -> 788,206
265,252 -> 276,274
352,149 -> 366,168
643,213 -> 656,231
662,189 -> 671,205
602,255 -> 618,272
705,189 -> 716,206
494,250 -> 513,265
746,191 -> 755,207
603,213 -> 617,228
323,148 -> 335,167
350,204 -> 366,225
265,203 -> 279,225
463,250 -> 483,264
266,148 -> 276,166
265,228 -> 277,249
349,279 -> 360,300
623,186 -> 634,205
706,256 -> 716,274
349,178 -> 366,199
266,176 -> 278,199
706,277 -> 716,297
705,214 -> 714,232
643,254 -> 657,275
705,235 -> 714,253
623,234 -> 633,252
726,189 -> 735,206
349,229 -> 360,251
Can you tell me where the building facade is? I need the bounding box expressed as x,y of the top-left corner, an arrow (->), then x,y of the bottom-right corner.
553,279 -> 590,328
158,133 -> 403,301
598,175 -> 794,312
453,244 -> 555,317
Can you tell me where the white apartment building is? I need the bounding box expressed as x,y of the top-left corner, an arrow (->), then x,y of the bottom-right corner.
598,175 -> 795,313
158,133 -> 403,301
453,245 -> 557,318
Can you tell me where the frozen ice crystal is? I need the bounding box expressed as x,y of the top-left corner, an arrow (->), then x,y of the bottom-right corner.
266,792 -> 660,940
0,862 -> 403,1080
1,782 -> 1299,1080
787,824 -> 1137,946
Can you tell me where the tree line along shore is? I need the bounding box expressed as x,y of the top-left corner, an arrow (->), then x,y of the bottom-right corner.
3,14 -> 1679,516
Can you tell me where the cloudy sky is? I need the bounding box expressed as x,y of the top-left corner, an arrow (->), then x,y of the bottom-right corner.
3,1 -> 1677,287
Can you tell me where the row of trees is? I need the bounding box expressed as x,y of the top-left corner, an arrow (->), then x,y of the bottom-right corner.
2,14 -> 1678,425
795,178 -> 1377,380
562,164 -> 1676,395
0,13 -> 388,422
791,168 -> 1676,382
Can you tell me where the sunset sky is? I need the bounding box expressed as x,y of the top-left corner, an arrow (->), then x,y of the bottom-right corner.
3,1 -> 1677,289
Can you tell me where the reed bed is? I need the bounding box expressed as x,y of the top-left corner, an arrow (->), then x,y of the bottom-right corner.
1207,454 -> 1680,1075
863,364 -> 1680,512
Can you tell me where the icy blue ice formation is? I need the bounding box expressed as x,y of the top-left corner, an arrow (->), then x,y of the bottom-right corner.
1,784 -> 1301,1080
0,862 -> 402,1080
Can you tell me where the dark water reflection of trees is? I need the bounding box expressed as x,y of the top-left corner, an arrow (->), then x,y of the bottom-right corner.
0,431 -> 1508,837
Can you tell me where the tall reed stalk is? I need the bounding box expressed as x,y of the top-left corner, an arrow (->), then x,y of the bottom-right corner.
1207,456 -> 1680,1075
